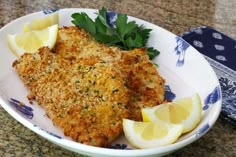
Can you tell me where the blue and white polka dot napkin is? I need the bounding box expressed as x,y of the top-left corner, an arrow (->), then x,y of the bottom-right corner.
181,26 -> 236,125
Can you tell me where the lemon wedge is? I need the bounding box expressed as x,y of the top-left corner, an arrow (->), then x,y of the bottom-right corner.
142,93 -> 202,133
7,24 -> 58,57
123,119 -> 183,148
23,12 -> 59,32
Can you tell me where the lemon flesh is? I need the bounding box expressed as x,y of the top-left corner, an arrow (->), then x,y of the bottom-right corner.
23,12 -> 59,32
123,119 -> 183,148
142,93 -> 202,133
7,24 -> 58,57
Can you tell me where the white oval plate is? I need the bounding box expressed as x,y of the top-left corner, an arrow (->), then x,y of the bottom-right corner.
0,8 -> 222,157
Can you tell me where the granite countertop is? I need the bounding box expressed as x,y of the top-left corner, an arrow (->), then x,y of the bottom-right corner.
0,0 -> 235,157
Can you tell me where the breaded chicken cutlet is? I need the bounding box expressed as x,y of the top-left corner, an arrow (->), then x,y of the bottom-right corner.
12,26 -> 165,147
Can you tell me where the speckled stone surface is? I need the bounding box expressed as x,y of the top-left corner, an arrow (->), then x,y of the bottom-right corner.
0,0 -> 236,157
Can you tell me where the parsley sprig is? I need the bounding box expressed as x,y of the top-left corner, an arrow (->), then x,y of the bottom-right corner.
71,7 -> 159,60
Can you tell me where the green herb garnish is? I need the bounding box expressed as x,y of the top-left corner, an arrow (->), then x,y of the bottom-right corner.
71,7 -> 160,60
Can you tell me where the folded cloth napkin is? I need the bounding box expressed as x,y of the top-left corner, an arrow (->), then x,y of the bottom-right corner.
181,26 -> 236,126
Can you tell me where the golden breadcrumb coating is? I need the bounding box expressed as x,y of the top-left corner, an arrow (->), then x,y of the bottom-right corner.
13,26 -> 165,147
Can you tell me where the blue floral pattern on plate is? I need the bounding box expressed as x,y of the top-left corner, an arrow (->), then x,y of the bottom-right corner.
43,9 -> 59,14
109,144 -> 132,150
34,125 -> 62,139
203,86 -> 221,110
164,85 -> 176,101
107,11 -> 117,27
196,123 -> 210,137
174,37 -> 190,67
8,98 -> 33,119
